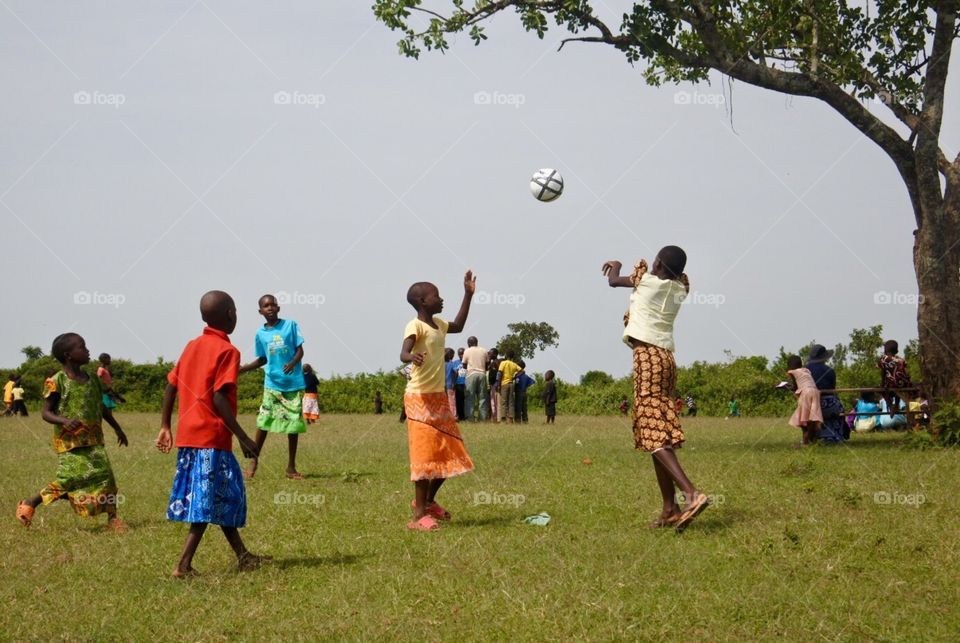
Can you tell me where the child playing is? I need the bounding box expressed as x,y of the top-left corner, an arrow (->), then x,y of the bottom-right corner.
602,247 -> 709,532
16,333 -> 128,531
156,290 -> 269,577
239,294 -> 306,480
878,340 -> 912,417
97,353 -> 126,412
374,390 -> 383,414
11,378 -> 27,416
302,364 -> 320,425
727,397 -> 740,418
543,370 -> 557,424
786,355 -> 823,445
400,271 -> 476,531
3,373 -> 15,416
619,397 -> 629,416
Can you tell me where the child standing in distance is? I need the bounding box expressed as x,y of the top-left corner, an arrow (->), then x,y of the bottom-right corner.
487,348 -> 500,421
97,353 -> 126,412
16,333 -> 128,531
3,374 -> 15,416
514,360 -> 534,423
156,290 -> 269,578
239,294 -> 306,480
603,246 -> 709,532
543,370 -> 557,424
496,352 -> 521,423
11,378 -> 27,416
444,348 -> 458,415
878,339 -> 912,417
786,355 -> 823,445
302,364 -> 320,425
374,390 -> 383,415
400,271 -> 476,531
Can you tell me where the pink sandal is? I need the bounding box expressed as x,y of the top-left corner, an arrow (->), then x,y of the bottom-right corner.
410,500 -> 451,521
406,515 -> 439,531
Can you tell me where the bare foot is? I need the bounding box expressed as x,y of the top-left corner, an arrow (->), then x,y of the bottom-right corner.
244,459 -> 258,479
172,567 -> 200,579
106,517 -> 129,534
238,552 -> 272,572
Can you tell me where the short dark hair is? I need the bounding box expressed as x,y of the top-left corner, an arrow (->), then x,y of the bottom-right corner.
98,353 -> 110,363
656,245 -> 687,279
884,339 -> 899,355
786,355 -> 803,370
51,333 -> 82,364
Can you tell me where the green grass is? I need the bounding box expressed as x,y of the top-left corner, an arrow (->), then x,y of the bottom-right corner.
2,413 -> 958,641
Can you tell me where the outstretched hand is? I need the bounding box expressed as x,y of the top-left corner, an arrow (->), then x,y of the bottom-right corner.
464,270 -> 477,295
601,260 -> 622,277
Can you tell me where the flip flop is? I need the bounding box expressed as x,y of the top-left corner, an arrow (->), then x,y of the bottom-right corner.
406,515 -> 440,531
411,500 -> 451,521
675,494 -> 711,532
649,513 -> 682,528
16,501 -> 34,527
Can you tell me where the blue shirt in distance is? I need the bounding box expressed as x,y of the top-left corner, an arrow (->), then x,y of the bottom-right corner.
444,360 -> 457,390
453,358 -> 466,386
255,318 -> 305,392
515,372 -> 535,393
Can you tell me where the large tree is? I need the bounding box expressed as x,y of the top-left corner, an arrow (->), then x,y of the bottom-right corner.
374,0 -> 960,401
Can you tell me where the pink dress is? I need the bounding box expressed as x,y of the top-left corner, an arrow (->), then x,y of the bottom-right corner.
788,368 -> 823,428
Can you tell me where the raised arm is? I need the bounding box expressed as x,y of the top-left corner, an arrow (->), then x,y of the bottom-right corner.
447,270 -> 476,334
602,261 -> 634,288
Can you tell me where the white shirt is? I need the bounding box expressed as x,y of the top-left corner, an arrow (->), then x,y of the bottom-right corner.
623,272 -> 685,351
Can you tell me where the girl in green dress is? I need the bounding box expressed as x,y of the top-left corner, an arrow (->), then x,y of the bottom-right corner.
16,333 -> 128,531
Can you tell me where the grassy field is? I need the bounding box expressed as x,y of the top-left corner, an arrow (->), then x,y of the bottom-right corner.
1,413 -> 957,641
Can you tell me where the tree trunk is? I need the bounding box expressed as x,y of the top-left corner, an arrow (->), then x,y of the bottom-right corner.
913,171 -> 960,402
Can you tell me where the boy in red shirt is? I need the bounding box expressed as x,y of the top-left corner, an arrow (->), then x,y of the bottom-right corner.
156,290 -> 269,578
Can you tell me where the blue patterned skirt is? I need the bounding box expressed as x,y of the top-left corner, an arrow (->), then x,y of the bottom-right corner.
167,447 -> 247,527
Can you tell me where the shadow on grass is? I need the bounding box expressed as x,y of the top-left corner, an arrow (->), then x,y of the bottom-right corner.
273,552 -> 370,569
679,507 -> 746,534
452,515 -> 524,528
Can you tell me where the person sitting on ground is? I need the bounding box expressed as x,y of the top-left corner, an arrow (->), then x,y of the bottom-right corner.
853,392 -> 882,433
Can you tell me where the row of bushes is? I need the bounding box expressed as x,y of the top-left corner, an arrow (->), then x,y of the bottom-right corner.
5,351 -> 921,418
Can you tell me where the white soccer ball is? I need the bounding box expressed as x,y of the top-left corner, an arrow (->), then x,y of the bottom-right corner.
530,168 -> 563,202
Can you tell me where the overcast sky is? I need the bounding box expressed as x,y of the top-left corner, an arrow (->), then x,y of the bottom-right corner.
1,2 -> 956,380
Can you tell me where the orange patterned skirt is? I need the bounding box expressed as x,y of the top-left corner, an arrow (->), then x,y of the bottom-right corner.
632,342 -> 684,451
404,392 -> 474,481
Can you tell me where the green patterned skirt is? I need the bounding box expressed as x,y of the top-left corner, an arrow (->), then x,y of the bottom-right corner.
40,445 -> 119,517
256,388 -> 307,434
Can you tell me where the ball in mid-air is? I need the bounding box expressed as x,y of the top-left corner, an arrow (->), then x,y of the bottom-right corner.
530,168 -> 563,202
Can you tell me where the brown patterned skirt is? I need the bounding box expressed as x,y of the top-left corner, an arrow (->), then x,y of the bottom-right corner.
631,342 -> 684,451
